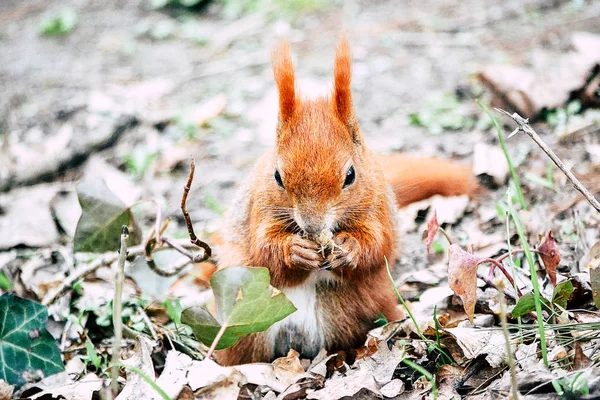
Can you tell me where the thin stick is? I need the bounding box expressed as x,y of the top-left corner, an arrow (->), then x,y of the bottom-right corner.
477,270 -> 517,301
111,226 -> 128,394
496,108 -> 600,214
479,258 -> 523,297
42,239 -> 201,306
181,157 -> 212,260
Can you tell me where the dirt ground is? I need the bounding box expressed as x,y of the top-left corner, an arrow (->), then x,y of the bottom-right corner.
3,0 -> 599,248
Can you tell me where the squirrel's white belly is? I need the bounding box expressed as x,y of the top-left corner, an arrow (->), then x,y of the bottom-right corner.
267,270 -> 334,358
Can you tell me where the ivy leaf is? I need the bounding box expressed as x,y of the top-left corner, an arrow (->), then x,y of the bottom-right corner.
552,280 -> 574,309
181,267 -> 296,350
0,293 -> 64,388
74,179 -> 141,253
511,293 -> 551,318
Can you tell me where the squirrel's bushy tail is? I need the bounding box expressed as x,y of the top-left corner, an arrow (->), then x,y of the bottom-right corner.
377,154 -> 479,208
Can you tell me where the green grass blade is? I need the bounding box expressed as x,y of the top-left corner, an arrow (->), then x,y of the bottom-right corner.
477,101 -> 527,210
506,198 -> 548,366
402,358 -> 438,399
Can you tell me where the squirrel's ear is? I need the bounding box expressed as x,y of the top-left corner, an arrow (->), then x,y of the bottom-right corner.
272,40 -> 296,124
333,36 -> 361,144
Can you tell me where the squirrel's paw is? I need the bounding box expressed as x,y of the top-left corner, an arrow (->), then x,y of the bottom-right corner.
326,232 -> 360,270
284,235 -> 325,270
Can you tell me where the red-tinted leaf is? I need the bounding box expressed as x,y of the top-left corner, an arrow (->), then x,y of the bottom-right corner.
424,210 -> 439,255
448,244 -> 482,322
537,230 -> 560,286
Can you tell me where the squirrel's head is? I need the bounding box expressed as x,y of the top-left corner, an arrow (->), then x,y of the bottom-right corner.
270,37 -> 372,239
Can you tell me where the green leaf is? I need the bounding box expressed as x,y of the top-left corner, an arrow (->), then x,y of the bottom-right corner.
74,179 -> 141,253
0,271 -> 12,291
551,280 -> 574,309
0,293 -> 64,388
38,8 -> 78,36
181,267 -> 296,350
85,338 -> 102,369
512,293 -> 551,318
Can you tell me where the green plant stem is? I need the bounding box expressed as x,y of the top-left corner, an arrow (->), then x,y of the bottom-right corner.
111,226 -> 128,394
385,257 -> 426,341
497,281 -> 519,400
402,358 -> 438,399
385,258 -> 453,364
506,202 -> 548,366
478,101 -> 527,210
505,208 -> 523,336
205,318 -> 230,360
109,363 -> 170,400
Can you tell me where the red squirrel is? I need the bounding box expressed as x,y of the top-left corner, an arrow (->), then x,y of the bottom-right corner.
216,38 -> 478,366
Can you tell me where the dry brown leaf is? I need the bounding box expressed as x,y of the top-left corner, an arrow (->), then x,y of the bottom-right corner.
0,380 -> 14,400
448,244 -> 482,322
479,33 -> 600,117
153,351 -> 194,400
424,209 -> 439,255
573,343 -> 593,370
537,230 -> 560,287
116,336 -> 158,400
445,327 -> 509,368
26,373 -> 103,400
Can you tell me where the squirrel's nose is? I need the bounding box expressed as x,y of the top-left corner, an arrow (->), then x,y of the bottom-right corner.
293,210 -> 325,238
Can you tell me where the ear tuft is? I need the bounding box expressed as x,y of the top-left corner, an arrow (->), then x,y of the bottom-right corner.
272,40 -> 296,124
333,36 -> 360,143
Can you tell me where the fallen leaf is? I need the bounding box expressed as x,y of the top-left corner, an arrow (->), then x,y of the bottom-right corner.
26,373 -> 102,400
116,336 -> 158,400
0,380 -> 14,400
473,143 -> 509,187
50,190 -> 81,239
445,327 -> 509,368
307,341 -> 404,400
0,293 -> 64,388
573,343 -> 593,370
153,351 -> 193,400
537,230 -> 560,286
448,244 -> 481,322
0,184 -> 62,250
430,195 -> 470,225
181,267 -> 296,350
74,179 -> 142,253
479,32 -> 600,117
380,379 -> 404,397
424,209 -> 439,255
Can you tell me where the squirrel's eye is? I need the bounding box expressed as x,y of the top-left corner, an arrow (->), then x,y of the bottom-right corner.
274,170 -> 285,189
343,166 -> 355,188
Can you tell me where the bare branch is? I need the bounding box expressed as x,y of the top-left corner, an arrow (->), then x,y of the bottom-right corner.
181,157 -> 212,260
42,239 -> 201,306
496,108 -> 600,214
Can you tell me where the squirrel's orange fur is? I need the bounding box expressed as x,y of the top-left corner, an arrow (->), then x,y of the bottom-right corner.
215,38 -> 478,366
